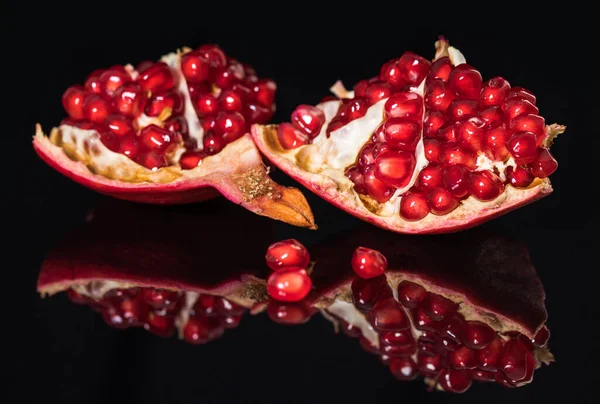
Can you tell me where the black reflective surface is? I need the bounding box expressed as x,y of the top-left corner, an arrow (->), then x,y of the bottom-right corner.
11,10 -> 595,404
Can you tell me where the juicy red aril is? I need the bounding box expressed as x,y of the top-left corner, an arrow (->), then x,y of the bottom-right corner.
437,314 -> 464,342
509,114 -> 546,145
399,191 -> 430,221
499,338 -> 532,381
118,135 -> 140,159
194,94 -> 219,117
436,124 -> 456,142
180,149 -> 207,169
468,171 -> 504,201
358,143 -> 376,168
479,106 -> 504,127
478,336 -> 503,370
479,77 -> 510,108
463,321 -> 496,349
345,166 -> 366,194
389,358 -> 418,380
364,81 -> 392,104
203,132 -> 224,154
383,118 -> 420,151
181,51 -> 210,83
139,124 -> 178,152
418,352 -> 441,375
503,97 -> 539,121
384,91 -> 423,121
416,163 -> 443,192
472,370 -> 496,382
397,51 -> 432,85
351,246 -> 387,279
413,307 -> 435,332
214,68 -> 236,89
507,131 -> 538,163
113,83 -> 147,117
442,165 -> 470,198
374,150 -> 416,188
506,166 -> 534,188
84,69 -> 104,94
265,239 -> 310,271
145,90 -> 183,117
424,139 -> 441,162
267,301 -> 314,325
351,274 -> 390,311
368,297 -> 410,330
277,123 -> 309,150
214,111 -> 246,144
291,105 -> 326,138
427,56 -> 453,83
421,293 -> 457,322
380,59 -> 405,88
353,79 -> 370,97
138,152 -> 168,170
266,267 -> 312,302
198,44 -> 227,69
141,288 -> 179,310
218,90 -> 244,112
164,116 -> 188,137
339,97 -> 369,121
448,64 -> 482,100
380,330 -> 413,346
424,79 -> 455,112
99,68 -> 132,97
105,114 -> 134,136
438,144 -> 477,170
193,295 -> 216,316
183,315 -> 224,344
83,94 -> 113,123
138,62 -> 174,93
533,325 -> 550,347
252,79 -> 277,107
440,370 -> 472,393
202,117 -> 216,132
62,85 -> 86,119
423,110 -> 446,138
530,148 -> 558,178
363,165 -> 395,203
506,86 -> 536,105
326,117 -> 346,137
427,187 -> 459,215
144,310 -> 175,337
449,345 -> 477,369
448,99 -> 477,121
483,123 -> 509,161
456,117 -> 485,151
396,281 -> 427,308
244,102 -> 272,124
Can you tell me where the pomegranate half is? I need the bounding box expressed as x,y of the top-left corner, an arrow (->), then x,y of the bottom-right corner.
33,44 -> 315,229
37,201 -> 552,392
251,38 -> 566,234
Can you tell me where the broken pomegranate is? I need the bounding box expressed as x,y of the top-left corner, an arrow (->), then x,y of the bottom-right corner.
33,45 -> 314,229
251,37 -> 566,234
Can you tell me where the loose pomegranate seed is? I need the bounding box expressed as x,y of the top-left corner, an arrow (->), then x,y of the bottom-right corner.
363,165 -> 395,203
291,105 -> 326,137
509,114 -> 546,144
138,151 -> 168,171
140,124 -> 179,152
265,239 -> 310,271
351,246 -> 388,279
389,357 -> 419,380
421,293 -> 458,322
62,85 -> 86,119
468,171 -> 504,201
438,144 -> 477,170
499,338 -> 532,381
506,86 -> 536,105
399,191 -> 430,221
416,163 -> 443,192
368,297 -> 410,330
99,68 -> 132,97
218,90 -> 244,112
214,111 -> 247,144
266,267 -> 312,302
203,132 -> 224,154
423,139 -> 441,162
413,307 -> 436,332
267,301 -> 315,325
243,102 -> 273,124
447,99 -> 478,121
427,56 -> 453,84
506,166 -> 534,188
449,345 -> 477,369
439,369 -> 472,393
183,315 -> 224,344
194,93 -> 219,117
277,123 -> 309,150
180,149 -> 207,169
418,352 -> 441,375
478,336 -> 503,370
113,83 -> 147,117
118,134 -> 140,160
138,62 -> 175,93
442,165 -> 470,198
181,51 -> 210,83
351,274 -> 390,311
144,310 -> 176,337
462,321 -> 496,349
384,91 -> 423,121
455,117 -> 485,151
364,81 -> 392,104
529,148 -> 558,178
358,143 -> 376,168
383,118 -> 421,151
423,110 -> 446,138
427,187 -> 459,215
84,69 -> 104,94
345,166 -> 367,194
374,150 -> 416,188
145,90 -> 184,117
396,281 -> 427,308
503,97 -> 539,121
479,77 -> 510,108
483,123 -> 509,161
479,106 -> 504,127
533,325 -> 550,347
105,114 -> 134,136
506,131 -> 538,164
83,94 -> 114,123
448,64 -> 482,100
252,79 -> 277,107
424,79 -> 455,112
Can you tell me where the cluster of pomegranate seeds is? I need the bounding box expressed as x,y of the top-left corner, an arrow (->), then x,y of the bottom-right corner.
182,294 -> 247,344
265,239 -> 313,302
60,44 -> 275,171
346,277 -> 548,392
351,246 -> 388,279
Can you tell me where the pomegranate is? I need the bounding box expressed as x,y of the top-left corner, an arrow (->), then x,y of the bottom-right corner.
34,45 -> 315,229
251,38 -> 566,234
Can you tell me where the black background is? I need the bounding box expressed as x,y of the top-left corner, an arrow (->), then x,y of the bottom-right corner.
8,5 -> 597,403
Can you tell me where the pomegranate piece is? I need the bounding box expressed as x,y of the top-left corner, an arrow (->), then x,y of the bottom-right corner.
468,171 -> 505,201
277,123 -> 309,150
448,64 -> 482,100
351,246 -> 388,279
374,150 -> 416,188
291,105 -> 326,138
529,148 -> 558,178
399,191 -> 430,221
266,267 -> 312,302
265,239 -> 310,271
62,85 -> 86,119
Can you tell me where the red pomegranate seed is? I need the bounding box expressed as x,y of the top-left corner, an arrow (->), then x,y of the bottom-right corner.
358,143 -> 376,168
413,307 -> 435,332
364,81 -> 392,104
389,357 -> 418,380
383,118 -> 421,151
479,77 -> 510,108
529,148 -> 558,178
449,345 -> 477,369
506,131 -> 538,163
83,94 -> 113,123
138,62 -> 174,93
353,79 -> 370,97
437,313 -> 465,342
425,79 -> 455,112
363,165 -> 395,203
203,132 -> 224,154
424,139 -> 441,162
267,301 -> 314,325
141,288 -> 179,310
231,82 -> 251,100
181,51 -> 210,83
499,338 -> 532,381
180,149 -> 207,169
144,310 -> 175,337
243,102 -> 273,124
421,293 -> 458,322
197,44 -> 227,69
145,90 -> 184,117
193,93 -> 218,117
472,370 -> 496,382
277,123 -> 309,150
368,297 -> 410,330
479,106 -> 504,127
427,56 -> 453,84
435,124 -> 456,142
380,59 -> 405,88
202,117 -> 216,132
447,99 -> 477,121
420,340 -> 439,356
384,91 -> 423,121
164,116 -> 188,137
351,274 -> 390,311
99,132 -> 120,152
326,117 -> 346,137
99,68 -> 132,97
423,110 -> 446,138
462,321 -> 496,349
105,114 -> 134,136
84,69 -> 104,94
418,352 -> 441,376
509,114 -> 546,144
427,187 -> 459,215
265,239 -> 310,271
483,123 -> 509,161
380,330 -> 413,346
468,171 -> 504,201
214,111 -> 247,144
137,151 -> 168,170
455,117 -> 485,151
345,166 -> 367,194
113,83 -> 147,118
218,90 -> 243,112
266,267 -> 312,302
214,68 -> 236,89
397,51 -> 432,85
374,150 -> 416,188
506,86 -> 536,105
116,135 -> 139,160
351,247 -> 388,279
251,79 -> 277,107
339,97 -> 369,121
221,315 -> 242,329
506,166 -> 534,188
140,124 -> 179,152
533,325 -> 550,347
448,64 -> 482,100
438,336 -> 460,352
62,85 -> 87,119
183,315 -> 224,344
478,336 -> 504,371
193,294 -> 216,316
503,97 -> 539,121
416,163 -> 443,192
291,105 -> 326,137
399,191 -> 430,221
438,144 -> 477,170
396,281 -> 427,308
439,369 -> 472,393
442,164 -> 470,198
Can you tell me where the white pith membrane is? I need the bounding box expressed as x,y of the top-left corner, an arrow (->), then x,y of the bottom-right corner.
252,40 -> 562,233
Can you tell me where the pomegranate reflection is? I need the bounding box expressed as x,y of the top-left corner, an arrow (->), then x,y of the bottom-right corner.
37,203 -> 552,393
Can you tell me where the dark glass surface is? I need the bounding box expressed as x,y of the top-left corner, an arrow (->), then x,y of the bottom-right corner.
10,8 -> 594,403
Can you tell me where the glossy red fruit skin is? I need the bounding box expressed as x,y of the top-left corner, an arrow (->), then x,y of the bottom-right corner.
265,239 -> 310,271
266,267 -> 312,302
351,247 -> 388,279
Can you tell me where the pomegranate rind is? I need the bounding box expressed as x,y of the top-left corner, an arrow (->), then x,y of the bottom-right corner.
33,125 -> 316,229
251,124 -> 552,234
